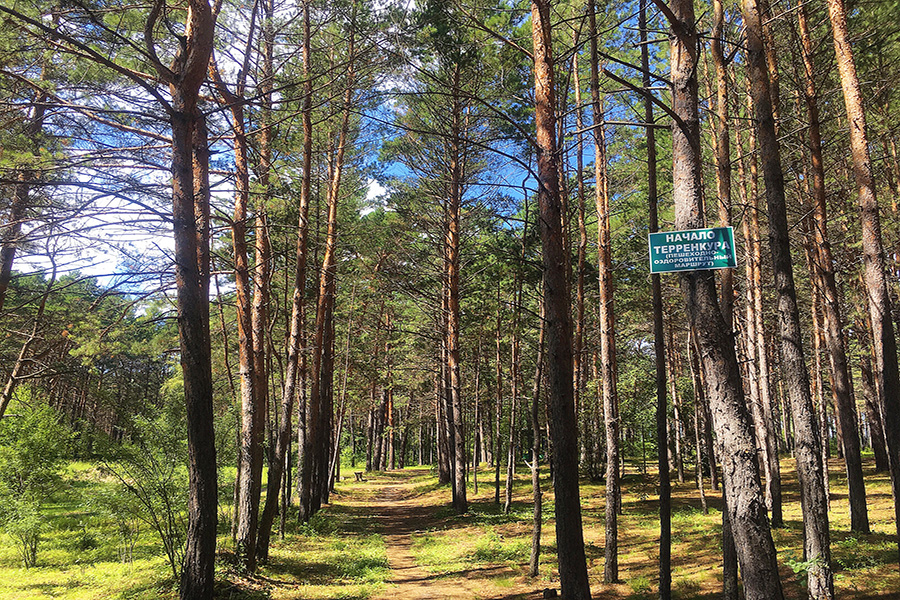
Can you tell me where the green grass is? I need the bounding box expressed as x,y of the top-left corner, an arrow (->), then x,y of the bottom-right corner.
410,531 -> 470,575
0,466 -> 177,599
217,474 -> 390,599
0,462 -> 392,600
2,457 -> 898,599
472,529 -> 530,564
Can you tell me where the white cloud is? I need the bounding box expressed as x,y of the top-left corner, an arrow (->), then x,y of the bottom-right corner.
361,178 -> 390,216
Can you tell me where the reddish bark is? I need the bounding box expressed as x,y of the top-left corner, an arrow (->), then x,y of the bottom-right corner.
530,2 -> 591,597
827,0 -> 900,563
797,0 -> 868,533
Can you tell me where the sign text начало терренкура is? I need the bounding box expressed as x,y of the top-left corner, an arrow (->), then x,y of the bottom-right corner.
647,227 -> 737,274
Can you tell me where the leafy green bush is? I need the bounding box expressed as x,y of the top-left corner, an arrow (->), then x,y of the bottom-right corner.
99,405 -> 188,579
0,400 -> 69,567
833,535 -> 887,571
4,498 -> 42,567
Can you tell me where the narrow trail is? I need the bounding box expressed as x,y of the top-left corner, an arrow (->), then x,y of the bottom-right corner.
363,469 -> 546,600
371,484 -> 475,599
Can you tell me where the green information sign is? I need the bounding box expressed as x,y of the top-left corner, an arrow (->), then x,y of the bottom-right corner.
648,227 -> 736,273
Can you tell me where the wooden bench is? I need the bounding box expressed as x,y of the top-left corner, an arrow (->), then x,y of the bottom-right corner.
354,471 -> 365,482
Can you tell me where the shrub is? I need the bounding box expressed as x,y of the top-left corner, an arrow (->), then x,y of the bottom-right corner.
99,407 -> 188,579
0,401 -> 69,567
4,498 -> 42,567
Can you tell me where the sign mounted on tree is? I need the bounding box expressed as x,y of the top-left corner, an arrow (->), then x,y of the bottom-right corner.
648,227 -> 736,273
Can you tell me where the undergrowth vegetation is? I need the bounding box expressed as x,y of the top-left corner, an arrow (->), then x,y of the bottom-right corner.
0,456 -> 897,599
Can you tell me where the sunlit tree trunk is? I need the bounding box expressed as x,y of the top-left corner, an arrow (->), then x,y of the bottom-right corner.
668,0 -> 783,596
530,2 -> 591,597
796,0 -> 867,533
214,61 -> 261,572
737,91 -> 782,525
310,24 -> 355,511
292,0 -> 314,523
827,0 -> 900,562
742,0 -> 833,593
587,0 -> 620,582
150,2 -> 219,596
573,53 -> 587,468
256,0 -> 289,557
447,67 -> 467,513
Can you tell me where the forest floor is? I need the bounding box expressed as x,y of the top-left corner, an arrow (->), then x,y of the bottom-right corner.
366,471 -> 544,600
1,459 -> 898,599
238,458 -> 900,600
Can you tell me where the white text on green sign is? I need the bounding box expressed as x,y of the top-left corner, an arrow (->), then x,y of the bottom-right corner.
648,227 -> 736,273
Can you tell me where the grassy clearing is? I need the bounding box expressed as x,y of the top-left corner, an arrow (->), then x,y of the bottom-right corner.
0,457 -> 896,599
258,486 -> 390,599
395,459 -> 899,599
0,462 -> 390,600
0,463 -> 177,600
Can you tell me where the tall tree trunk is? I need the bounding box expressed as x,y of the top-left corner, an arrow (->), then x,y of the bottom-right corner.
210,24 -> 264,568
826,0 -> 900,563
796,0 -> 867,533
804,227 -> 833,504
310,26 -> 355,511
252,207 -> 272,507
494,280 -> 503,504
667,0 -> 783,597
494,286 -> 503,504
227,86 -> 261,574
447,69 -> 467,513
642,1 -> 670,594
148,2 -> 219,596
737,96 -> 783,525
573,53 -> 588,470
588,0 -> 620,582
530,2 -> 591,597
292,0 -> 314,523
529,304 -> 545,578
742,0 -> 834,594
810,260 -> 832,477
256,0 -> 291,559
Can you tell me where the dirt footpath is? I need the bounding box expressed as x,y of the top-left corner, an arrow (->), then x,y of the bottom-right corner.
367,472 -> 548,600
